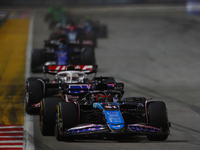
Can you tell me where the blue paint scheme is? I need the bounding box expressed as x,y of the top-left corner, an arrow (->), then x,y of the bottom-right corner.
104,110 -> 124,130
93,103 -> 103,109
69,84 -> 115,94
53,46 -> 74,65
109,124 -> 124,130
85,26 -> 92,32
68,124 -> 104,134
69,127 -> 103,133
108,84 -> 114,87
128,125 -> 160,133
56,50 -> 68,65
69,85 -> 93,93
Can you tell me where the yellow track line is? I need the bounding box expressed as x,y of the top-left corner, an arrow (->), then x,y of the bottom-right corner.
0,19 -> 29,125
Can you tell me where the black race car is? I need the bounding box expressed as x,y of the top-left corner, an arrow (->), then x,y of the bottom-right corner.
49,23 -> 98,47
25,65 -> 122,114
39,79 -> 170,141
31,39 -> 96,73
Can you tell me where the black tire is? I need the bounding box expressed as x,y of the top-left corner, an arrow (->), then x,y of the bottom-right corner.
25,78 -> 43,114
147,101 -> 170,141
82,47 -> 95,65
31,49 -> 44,73
88,31 -> 98,47
40,97 -> 63,136
55,102 -> 78,141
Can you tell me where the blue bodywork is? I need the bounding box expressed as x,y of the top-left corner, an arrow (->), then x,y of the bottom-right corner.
53,46 -> 74,65
65,102 -> 161,135
104,110 -> 124,130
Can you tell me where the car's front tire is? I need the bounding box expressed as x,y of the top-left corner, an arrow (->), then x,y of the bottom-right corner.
40,97 -> 63,136
147,101 -> 170,141
55,102 -> 78,141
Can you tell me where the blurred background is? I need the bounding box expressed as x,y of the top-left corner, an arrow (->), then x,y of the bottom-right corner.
0,0 -> 187,7
1,0 -> 200,150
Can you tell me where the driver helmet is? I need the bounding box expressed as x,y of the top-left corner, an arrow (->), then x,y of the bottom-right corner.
96,94 -> 106,102
72,73 -> 79,83
64,74 -> 71,83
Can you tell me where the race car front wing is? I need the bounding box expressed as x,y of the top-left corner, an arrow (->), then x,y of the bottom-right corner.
64,123 -> 162,136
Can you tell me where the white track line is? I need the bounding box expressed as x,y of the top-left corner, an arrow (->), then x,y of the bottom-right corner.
0,136 -> 23,138
0,131 -> 23,133
0,141 -> 23,143
0,126 -> 23,129
0,146 -> 24,148
24,12 -> 35,150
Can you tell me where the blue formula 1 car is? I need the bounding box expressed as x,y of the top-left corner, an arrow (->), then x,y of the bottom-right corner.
40,82 -> 171,141
31,39 -> 96,73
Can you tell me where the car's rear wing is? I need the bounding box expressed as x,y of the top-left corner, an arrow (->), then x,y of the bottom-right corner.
43,65 -> 98,74
44,39 -> 95,47
59,83 -> 120,95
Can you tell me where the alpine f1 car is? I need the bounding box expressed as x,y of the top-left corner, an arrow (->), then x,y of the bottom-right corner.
39,77 -> 170,141
25,65 -> 123,114
31,39 -> 96,73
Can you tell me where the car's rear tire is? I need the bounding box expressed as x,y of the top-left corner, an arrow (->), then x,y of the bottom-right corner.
40,97 -> 63,136
31,49 -> 44,73
82,47 -> 95,65
147,101 -> 170,141
55,102 -> 78,141
25,78 -> 43,114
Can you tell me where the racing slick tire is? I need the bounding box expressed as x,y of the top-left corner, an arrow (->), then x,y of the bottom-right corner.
31,49 -> 44,73
25,78 -> 43,114
55,102 -> 78,141
147,101 -> 170,141
40,97 -> 63,136
82,47 -> 95,65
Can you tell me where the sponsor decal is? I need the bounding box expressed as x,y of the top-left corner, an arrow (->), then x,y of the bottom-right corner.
69,84 -> 92,93
68,124 -> 104,133
128,124 -> 160,133
48,65 -> 93,73
104,110 -> 124,130
82,40 -> 93,45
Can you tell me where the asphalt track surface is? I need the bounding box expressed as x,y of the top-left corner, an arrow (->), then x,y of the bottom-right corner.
30,6 -> 200,150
